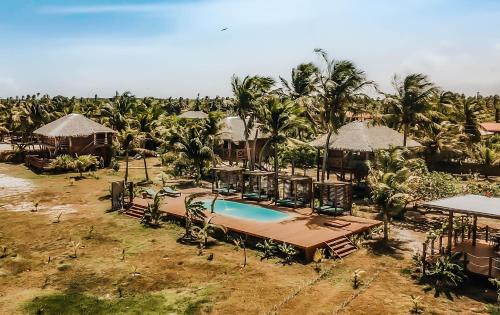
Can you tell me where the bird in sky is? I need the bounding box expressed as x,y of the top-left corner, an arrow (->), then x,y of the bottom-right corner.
221,27 -> 228,31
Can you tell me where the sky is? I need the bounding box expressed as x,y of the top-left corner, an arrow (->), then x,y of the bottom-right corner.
0,0 -> 499,98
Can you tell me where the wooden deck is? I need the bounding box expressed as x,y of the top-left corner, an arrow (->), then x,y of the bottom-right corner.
132,189 -> 381,261
453,240 -> 500,278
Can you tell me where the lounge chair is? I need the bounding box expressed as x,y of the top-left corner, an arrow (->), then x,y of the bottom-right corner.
213,187 -> 237,196
243,192 -> 269,201
142,188 -> 159,198
315,205 -> 344,215
161,186 -> 181,197
276,198 -> 305,208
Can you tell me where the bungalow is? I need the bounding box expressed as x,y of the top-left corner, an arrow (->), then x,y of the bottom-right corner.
27,114 -> 116,170
309,121 -> 421,181
217,116 -> 269,165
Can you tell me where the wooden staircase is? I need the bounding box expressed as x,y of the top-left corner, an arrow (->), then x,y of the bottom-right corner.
325,236 -> 357,259
122,203 -> 147,219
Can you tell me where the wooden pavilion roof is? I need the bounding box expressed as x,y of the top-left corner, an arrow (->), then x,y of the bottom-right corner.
422,194 -> 500,219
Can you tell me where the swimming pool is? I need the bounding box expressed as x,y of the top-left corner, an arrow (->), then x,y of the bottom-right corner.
202,200 -> 290,223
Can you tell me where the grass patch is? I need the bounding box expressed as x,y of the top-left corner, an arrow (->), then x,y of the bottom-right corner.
24,288 -> 211,315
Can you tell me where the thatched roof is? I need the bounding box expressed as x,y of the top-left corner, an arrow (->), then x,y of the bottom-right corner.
178,111 -> 208,119
33,114 -> 115,137
220,116 -> 268,143
308,121 -> 421,152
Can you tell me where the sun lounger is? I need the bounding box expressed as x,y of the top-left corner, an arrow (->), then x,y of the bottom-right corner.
213,187 -> 237,196
315,205 -> 344,215
142,188 -> 159,198
276,198 -> 305,208
243,192 -> 269,201
161,186 -> 181,197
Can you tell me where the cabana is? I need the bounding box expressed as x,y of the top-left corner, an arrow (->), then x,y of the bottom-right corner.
211,166 -> 243,196
312,181 -> 353,215
309,121 -> 421,181
242,170 -> 274,201
422,194 -> 500,277
276,175 -> 312,208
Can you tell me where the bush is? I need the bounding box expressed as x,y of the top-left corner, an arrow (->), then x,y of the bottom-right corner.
48,154 -> 98,175
49,155 -> 75,171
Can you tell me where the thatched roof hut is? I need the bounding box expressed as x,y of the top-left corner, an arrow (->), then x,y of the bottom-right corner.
33,113 -> 115,138
309,121 -> 421,152
220,116 -> 268,142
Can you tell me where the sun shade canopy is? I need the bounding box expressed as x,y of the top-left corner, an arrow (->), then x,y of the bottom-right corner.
422,194 -> 500,219
33,114 -> 116,138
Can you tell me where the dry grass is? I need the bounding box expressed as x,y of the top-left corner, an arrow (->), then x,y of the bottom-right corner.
0,160 -> 496,314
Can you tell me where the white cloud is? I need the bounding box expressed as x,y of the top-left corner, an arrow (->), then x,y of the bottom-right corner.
39,3 -> 175,15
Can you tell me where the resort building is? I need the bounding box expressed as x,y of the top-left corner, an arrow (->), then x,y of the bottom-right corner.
479,122 -> 500,136
26,113 -> 116,170
217,116 -> 269,165
309,121 -> 421,181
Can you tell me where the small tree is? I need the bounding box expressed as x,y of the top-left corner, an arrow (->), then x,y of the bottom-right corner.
426,252 -> 466,291
141,193 -> 164,228
351,269 -> 364,289
367,147 -> 425,242
277,242 -> 298,265
183,193 -> 206,239
189,216 -> 227,255
256,239 -> 278,260
74,155 -> 98,178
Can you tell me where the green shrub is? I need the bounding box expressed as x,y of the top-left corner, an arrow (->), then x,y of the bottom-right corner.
49,155 -> 75,171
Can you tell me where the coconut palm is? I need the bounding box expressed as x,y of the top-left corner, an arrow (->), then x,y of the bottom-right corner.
450,95 -> 481,144
279,63 -> 319,99
183,194 -> 207,238
313,48 -> 373,181
256,96 -> 308,201
367,147 -> 425,242
231,75 -> 274,170
170,125 -> 214,183
101,91 -> 137,132
383,73 -> 438,147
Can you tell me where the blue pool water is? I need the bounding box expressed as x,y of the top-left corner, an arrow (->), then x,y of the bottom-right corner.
202,200 -> 289,222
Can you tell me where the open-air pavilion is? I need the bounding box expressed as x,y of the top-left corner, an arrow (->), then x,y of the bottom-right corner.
276,175 -> 313,208
211,166 -> 244,195
422,194 -> 500,277
312,181 -> 353,216
242,170 -> 274,202
309,121 -> 421,181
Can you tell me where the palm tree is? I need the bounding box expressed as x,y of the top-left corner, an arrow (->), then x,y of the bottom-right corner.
383,73 -> 438,146
183,193 -> 207,238
279,63 -> 319,99
450,95 -> 481,144
231,75 -> 274,170
313,48 -> 373,181
367,147 -> 425,242
101,91 -> 136,132
170,125 -> 214,183
118,130 -> 136,183
256,96 -> 308,201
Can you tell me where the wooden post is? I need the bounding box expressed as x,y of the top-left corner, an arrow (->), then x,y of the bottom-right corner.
316,148 -> 320,182
128,182 -> 134,204
439,236 -> 443,254
447,211 -> 453,255
486,226 -> 489,242
472,215 -> 477,246
489,257 -> 493,278
422,242 -> 427,275
430,238 -> 435,257
468,223 -> 471,239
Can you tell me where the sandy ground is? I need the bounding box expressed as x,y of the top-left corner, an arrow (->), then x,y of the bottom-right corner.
0,159 -> 497,314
